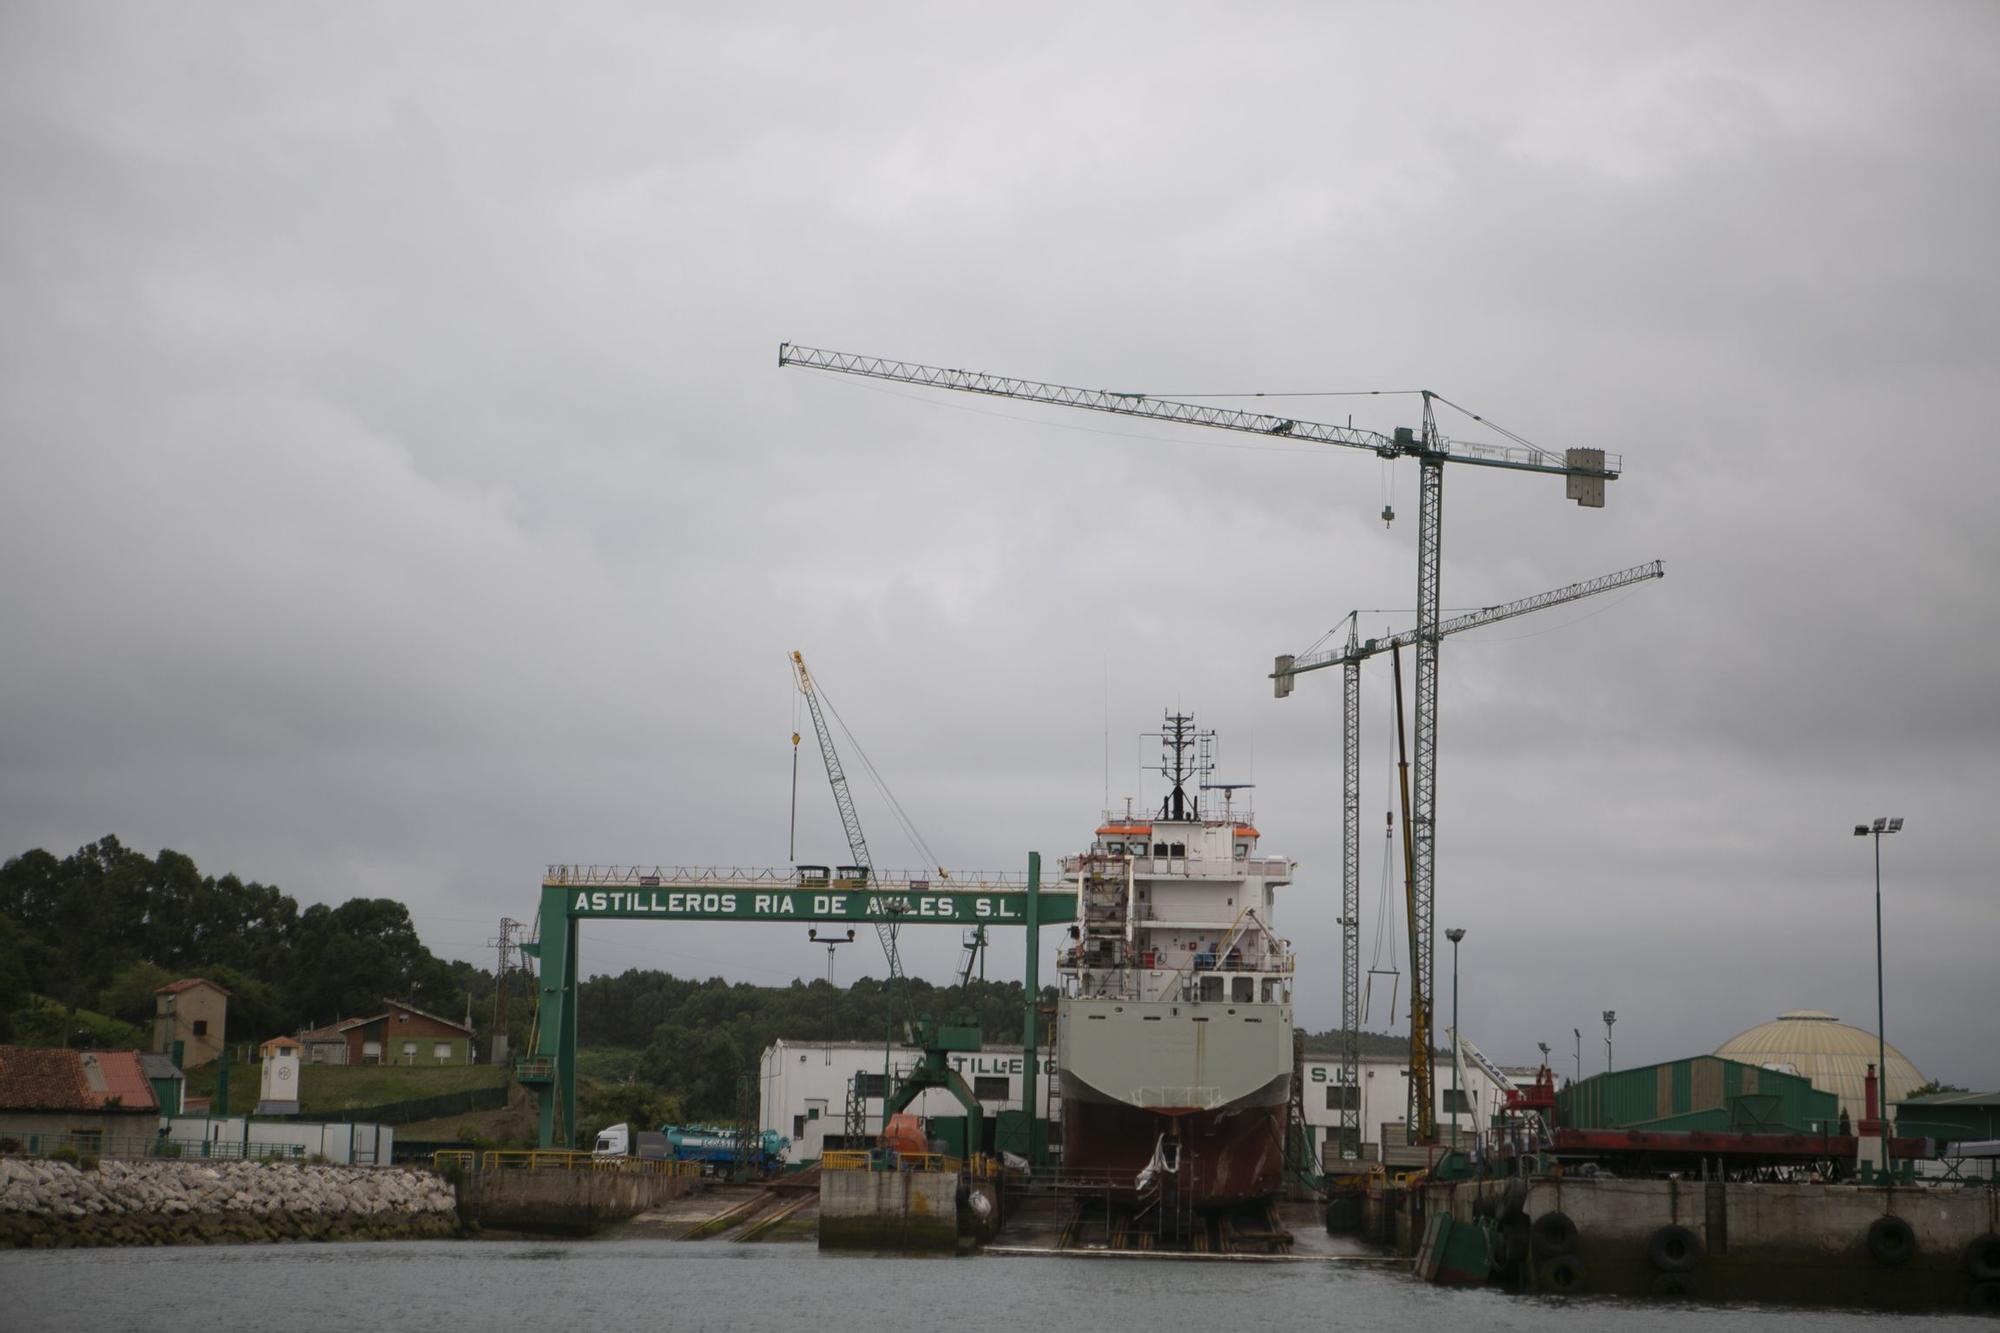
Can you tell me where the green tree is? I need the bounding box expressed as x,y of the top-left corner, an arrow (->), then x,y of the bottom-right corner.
96,960 -> 175,1026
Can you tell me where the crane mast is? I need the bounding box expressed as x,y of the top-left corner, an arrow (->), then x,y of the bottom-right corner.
1276,559 -> 1663,1146
790,650 -> 899,985
778,343 -> 1626,1147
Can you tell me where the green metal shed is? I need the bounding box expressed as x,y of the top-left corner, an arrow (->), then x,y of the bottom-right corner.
1894,1089 -> 2000,1144
1558,1055 -> 1839,1134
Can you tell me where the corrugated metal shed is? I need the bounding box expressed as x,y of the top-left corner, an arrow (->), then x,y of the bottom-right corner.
1559,1055 -> 1838,1134
1895,1089 -> 2000,1143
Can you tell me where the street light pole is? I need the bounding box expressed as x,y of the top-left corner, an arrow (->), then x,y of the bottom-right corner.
1602,1010 -> 1617,1073
1854,817 -> 1903,1147
1446,928 -> 1466,1152
1572,1029 -> 1581,1084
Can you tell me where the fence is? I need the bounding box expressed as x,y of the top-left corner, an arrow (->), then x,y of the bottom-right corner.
430,1149 -> 699,1177
3,1131 -> 304,1162
819,1148 -> 989,1175
318,1084 -> 510,1126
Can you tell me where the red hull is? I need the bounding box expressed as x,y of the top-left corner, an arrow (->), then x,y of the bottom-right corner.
1060,1076 -> 1287,1206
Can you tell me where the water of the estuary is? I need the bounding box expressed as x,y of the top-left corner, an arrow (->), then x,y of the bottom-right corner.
3,1239 -> 1988,1333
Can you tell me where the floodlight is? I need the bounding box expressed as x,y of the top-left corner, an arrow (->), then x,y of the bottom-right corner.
1887,817 -> 1904,832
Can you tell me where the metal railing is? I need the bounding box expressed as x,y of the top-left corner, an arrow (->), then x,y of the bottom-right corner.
434,1148 -> 700,1176
544,864 -> 1055,892
3,1132 -> 306,1162
816,1148 -> 983,1175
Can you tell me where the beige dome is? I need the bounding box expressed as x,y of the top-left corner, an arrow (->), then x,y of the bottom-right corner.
1715,1011 -> 1924,1127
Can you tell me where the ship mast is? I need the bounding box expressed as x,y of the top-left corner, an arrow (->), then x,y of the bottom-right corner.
1150,713 -> 1213,821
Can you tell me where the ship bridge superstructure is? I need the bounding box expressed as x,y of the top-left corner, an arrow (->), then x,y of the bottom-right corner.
1057,715 -> 1295,1006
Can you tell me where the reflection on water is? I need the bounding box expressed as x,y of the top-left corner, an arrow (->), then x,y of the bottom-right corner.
2,1239 -> 1982,1333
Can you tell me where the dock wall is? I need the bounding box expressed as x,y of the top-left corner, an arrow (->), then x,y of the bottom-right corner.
457,1168 -> 698,1235
1440,1175 -> 2000,1311
819,1170 -> 957,1253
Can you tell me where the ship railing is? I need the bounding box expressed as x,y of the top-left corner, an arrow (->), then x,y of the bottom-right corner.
1061,855 -> 1294,879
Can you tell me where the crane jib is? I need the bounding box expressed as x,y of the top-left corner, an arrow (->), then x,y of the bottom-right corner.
777,343 -> 1620,480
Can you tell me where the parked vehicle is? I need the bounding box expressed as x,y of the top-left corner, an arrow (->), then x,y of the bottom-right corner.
659,1123 -> 790,1177
593,1122 -> 670,1160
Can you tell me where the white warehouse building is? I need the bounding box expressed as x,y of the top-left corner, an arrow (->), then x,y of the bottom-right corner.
758,1038 -> 1060,1161
761,1034 -> 1518,1166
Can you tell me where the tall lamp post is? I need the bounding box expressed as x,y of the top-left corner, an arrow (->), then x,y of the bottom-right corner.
1445,927 -> 1466,1150
1572,1029 -> 1581,1084
1602,1010 -> 1617,1073
1854,816 -> 1903,1144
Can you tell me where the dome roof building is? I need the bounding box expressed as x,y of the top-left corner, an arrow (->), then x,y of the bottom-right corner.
1714,1011 -> 1924,1127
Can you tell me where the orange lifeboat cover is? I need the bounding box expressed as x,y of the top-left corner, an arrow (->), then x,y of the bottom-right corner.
881,1112 -> 928,1157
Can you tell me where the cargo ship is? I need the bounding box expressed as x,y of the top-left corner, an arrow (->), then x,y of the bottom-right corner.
1055,713 -> 1296,1206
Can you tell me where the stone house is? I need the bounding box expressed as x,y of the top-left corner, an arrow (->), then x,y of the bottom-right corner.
151,978 -> 230,1069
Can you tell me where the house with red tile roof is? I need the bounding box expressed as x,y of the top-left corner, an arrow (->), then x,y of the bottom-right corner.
0,1046 -> 160,1153
151,977 -> 229,1069
297,1001 -> 473,1067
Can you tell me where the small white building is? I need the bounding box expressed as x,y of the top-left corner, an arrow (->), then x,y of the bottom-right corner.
758,1038 -> 1061,1162
1297,1045 -> 1514,1166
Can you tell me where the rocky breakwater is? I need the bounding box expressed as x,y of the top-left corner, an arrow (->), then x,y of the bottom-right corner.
0,1157 -> 460,1247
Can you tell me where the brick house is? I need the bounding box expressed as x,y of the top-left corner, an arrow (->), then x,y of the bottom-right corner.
298,1001 -> 473,1066
0,1046 -> 160,1153
151,978 -> 230,1069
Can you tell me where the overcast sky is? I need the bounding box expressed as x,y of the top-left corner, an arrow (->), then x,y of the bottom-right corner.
3,3 -> 1994,1088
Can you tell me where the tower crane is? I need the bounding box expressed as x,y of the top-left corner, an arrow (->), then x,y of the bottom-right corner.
777,343 -> 1627,1147
1273,559 -> 1665,1148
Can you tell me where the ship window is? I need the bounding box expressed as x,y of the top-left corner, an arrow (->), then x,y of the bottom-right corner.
1169,842 -> 1185,857
1105,840 -> 1123,854
1154,843 -> 1168,856
1232,977 -> 1254,1003
1235,844 -> 1248,859
1199,976 -> 1223,1002
1262,979 -> 1282,1002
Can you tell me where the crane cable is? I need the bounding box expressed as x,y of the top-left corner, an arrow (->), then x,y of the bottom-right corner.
815,682 -> 949,879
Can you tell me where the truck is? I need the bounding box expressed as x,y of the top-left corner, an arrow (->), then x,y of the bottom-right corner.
593,1123 -> 671,1160
659,1123 -> 790,1178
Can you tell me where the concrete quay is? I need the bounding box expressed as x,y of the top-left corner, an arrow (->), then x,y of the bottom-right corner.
1349,1172 -> 2000,1313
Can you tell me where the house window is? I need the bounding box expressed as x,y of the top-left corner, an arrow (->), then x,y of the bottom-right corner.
855,1073 -> 887,1098
192,1020 -> 208,1037
1325,1086 -> 1359,1111
433,1042 -> 452,1063
1441,1089 -> 1471,1114
974,1076 -> 1010,1102
794,1115 -> 806,1138
402,1042 -> 417,1064
363,1040 -> 382,1062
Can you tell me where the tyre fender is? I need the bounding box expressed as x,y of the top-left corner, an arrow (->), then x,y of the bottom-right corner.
1865,1214 -> 1917,1267
1649,1223 -> 1702,1273
1530,1209 -> 1579,1259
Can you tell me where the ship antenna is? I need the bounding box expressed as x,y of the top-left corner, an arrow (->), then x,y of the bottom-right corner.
1151,712 -> 1212,821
